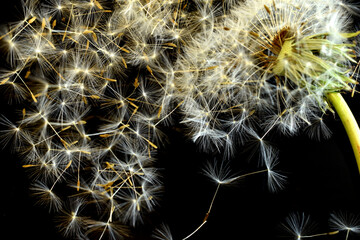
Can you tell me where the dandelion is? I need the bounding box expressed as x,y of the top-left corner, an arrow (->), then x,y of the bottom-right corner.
175,0 -> 360,168
222,0 -> 360,167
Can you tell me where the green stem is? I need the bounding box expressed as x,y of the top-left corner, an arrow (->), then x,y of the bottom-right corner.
327,92 -> 360,173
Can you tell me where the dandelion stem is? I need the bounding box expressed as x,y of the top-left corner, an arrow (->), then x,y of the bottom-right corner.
181,183 -> 221,240
346,228 -> 350,240
327,92 -> 360,173
207,183 -> 220,215
182,221 -> 207,240
301,230 -> 339,238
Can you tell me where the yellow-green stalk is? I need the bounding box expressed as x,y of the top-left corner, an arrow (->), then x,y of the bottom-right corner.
327,92 -> 360,173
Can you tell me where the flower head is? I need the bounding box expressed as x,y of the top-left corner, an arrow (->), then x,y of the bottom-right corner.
175,0 -> 359,156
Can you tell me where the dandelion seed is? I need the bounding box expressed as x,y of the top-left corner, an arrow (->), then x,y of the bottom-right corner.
203,159 -> 235,185
153,223 -> 173,240
282,213 -> 313,240
31,181 -> 62,211
330,211 -> 360,239
263,148 -> 287,192
57,200 -> 87,238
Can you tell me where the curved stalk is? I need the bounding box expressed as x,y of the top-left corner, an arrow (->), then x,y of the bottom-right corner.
327,92 -> 360,173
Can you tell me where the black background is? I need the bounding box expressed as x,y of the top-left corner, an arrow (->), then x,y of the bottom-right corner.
1,1 -> 360,240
